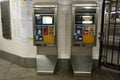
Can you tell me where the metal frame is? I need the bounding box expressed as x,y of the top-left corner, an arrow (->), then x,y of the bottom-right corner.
33,4 -> 58,75
71,3 -> 97,76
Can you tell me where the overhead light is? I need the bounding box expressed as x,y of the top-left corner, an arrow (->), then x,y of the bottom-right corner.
84,7 -> 93,9
83,6 -> 96,9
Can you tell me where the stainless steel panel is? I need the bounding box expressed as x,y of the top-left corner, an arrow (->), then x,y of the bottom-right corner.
71,55 -> 92,76
36,55 -> 57,75
72,46 -> 92,56
71,3 -> 97,76
37,46 -> 57,55
34,4 -> 58,75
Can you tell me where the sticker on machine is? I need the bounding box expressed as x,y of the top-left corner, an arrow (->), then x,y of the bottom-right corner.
43,26 -> 48,35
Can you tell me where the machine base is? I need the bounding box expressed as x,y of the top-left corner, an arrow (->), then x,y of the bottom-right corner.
36,55 -> 57,75
71,55 -> 92,76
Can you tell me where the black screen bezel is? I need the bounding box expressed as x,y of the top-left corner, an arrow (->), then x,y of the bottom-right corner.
75,14 -> 94,24
35,14 -> 54,25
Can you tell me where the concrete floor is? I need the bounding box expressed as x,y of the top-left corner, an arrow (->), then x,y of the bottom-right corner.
0,58 -> 120,80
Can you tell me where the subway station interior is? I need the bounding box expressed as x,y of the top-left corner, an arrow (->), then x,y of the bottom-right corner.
0,0 -> 120,80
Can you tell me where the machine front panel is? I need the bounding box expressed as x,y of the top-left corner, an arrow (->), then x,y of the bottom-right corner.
34,13 -> 55,45
73,14 -> 96,46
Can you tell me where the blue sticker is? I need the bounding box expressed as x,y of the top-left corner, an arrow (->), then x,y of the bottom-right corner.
74,25 -> 82,35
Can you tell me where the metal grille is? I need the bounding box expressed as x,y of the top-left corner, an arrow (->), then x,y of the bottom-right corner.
99,0 -> 120,70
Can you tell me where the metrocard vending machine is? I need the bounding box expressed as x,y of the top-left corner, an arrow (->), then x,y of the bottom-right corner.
74,15 -> 96,45
71,4 -> 97,76
33,4 -> 57,75
34,10 -> 56,45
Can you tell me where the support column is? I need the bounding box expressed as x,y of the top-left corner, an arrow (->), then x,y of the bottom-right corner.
92,1 -> 103,59
57,0 -> 72,59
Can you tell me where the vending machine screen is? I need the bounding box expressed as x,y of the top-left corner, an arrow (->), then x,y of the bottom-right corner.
82,15 -> 94,24
42,16 -> 53,24
41,15 -> 54,25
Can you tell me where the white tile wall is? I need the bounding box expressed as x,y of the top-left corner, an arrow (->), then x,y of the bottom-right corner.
0,0 -> 37,58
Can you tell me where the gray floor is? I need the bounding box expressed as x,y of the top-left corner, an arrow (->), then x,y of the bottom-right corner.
0,58 -> 120,80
